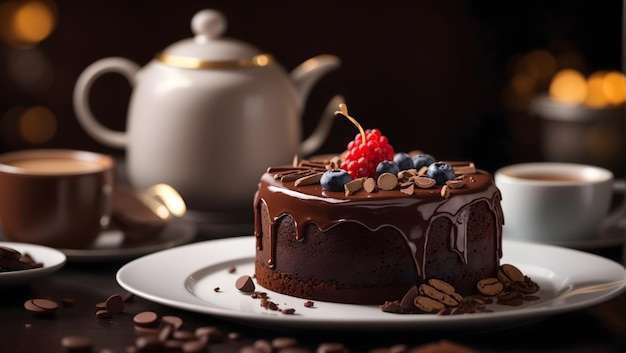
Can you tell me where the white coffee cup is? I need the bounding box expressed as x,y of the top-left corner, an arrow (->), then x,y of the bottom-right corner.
494,162 -> 624,243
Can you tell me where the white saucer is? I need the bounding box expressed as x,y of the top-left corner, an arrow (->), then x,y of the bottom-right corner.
504,221 -> 625,250
0,241 -> 66,286
117,236 -> 626,331
60,220 -> 197,262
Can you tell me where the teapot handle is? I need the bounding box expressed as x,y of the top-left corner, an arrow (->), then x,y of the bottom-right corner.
291,54 -> 342,157
299,94 -> 345,157
73,57 -> 140,148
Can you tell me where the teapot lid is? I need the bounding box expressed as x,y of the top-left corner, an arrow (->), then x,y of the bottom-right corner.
156,9 -> 274,69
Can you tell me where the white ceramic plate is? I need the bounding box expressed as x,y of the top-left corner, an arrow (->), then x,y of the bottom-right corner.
0,241 -> 66,286
117,236 -> 626,331
60,220 -> 196,262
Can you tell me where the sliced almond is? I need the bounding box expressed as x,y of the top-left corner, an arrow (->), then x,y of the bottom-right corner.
294,172 -> 324,186
329,156 -> 342,170
377,173 -> 398,191
363,177 -> 377,193
417,166 -> 428,176
344,178 -> 364,196
446,179 -> 466,189
454,164 -> 476,175
281,170 -> 317,182
400,183 -> 414,195
440,184 -> 450,198
414,177 -> 436,188
398,169 -> 418,180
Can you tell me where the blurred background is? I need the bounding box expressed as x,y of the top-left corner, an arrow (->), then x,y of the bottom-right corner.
0,0 -> 624,176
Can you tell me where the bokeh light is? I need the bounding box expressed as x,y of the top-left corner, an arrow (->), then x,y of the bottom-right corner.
584,71 -> 609,108
18,106 -> 57,144
549,69 -> 587,105
602,70 -> 626,105
7,47 -> 53,93
0,0 -> 56,47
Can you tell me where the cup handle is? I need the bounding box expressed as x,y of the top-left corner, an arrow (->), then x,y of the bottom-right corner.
599,178 -> 626,231
73,57 -> 140,148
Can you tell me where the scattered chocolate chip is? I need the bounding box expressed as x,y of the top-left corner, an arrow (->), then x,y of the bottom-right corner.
281,308 -> 296,315
24,298 -> 58,314
133,311 -> 159,327
158,324 -> 173,342
60,335 -> 93,353
304,300 -> 314,308
317,342 -> 348,353
105,294 -> 124,314
162,315 -> 183,330
122,292 -> 135,302
135,335 -> 161,352
173,330 -> 195,341
235,275 -> 256,292
254,339 -> 273,353
195,326 -> 224,342
61,298 -> 75,307
95,309 -> 112,319
182,339 -> 207,353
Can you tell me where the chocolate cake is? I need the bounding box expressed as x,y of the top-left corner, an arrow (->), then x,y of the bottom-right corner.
253,155 -> 504,305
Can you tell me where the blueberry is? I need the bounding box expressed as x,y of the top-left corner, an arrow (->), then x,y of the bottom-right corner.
412,154 -> 434,170
393,152 -> 413,171
426,162 -> 455,185
320,169 -> 352,191
376,160 -> 400,177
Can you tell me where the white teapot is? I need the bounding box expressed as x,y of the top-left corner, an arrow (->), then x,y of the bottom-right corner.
73,9 -> 341,215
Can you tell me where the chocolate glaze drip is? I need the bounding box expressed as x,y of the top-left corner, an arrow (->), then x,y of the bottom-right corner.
254,168 -> 503,279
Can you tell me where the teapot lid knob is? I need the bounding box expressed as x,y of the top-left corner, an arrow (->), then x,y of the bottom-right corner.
191,9 -> 226,41
156,8 -> 271,68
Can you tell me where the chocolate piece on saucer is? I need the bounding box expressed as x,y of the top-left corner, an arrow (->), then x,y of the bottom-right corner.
112,186 -> 171,244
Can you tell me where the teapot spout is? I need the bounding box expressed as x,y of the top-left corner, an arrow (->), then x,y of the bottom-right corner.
291,54 -> 341,112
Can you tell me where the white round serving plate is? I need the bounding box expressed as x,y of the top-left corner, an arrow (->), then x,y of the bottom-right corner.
0,241 -> 66,286
117,236 -> 626,331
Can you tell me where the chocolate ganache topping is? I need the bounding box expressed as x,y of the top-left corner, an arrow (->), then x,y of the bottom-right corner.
253,157 -> 504,281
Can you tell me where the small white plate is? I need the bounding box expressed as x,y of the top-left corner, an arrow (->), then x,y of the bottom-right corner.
117,236 -> 626,331
0,241 -> 66,287
60,220 -> 197,262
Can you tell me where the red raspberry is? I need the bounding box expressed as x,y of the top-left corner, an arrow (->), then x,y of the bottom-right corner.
336,104 -> 395,178
341,128 -> 395,178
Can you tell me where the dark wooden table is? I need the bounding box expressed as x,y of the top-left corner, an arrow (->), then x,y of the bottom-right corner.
2,225 -> 626,353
